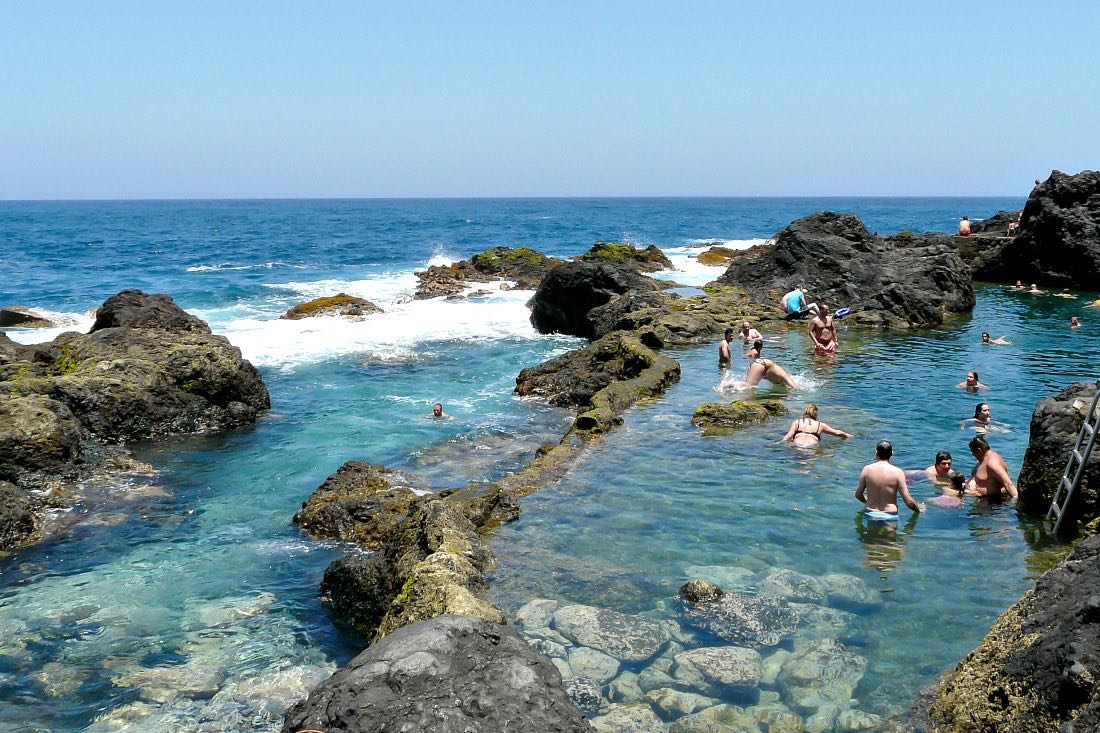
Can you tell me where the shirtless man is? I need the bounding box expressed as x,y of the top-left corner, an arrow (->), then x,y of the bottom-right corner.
856,441 -> 924,517
739,320 -> 762,342
923,451 -> 953,483
966,435 -> 1017,499
809,304 -> 838,355
424,402 -> 454,420
956,371 -> 989,391
958,216 -> 971,237
1027,283 -> 1045,296
1055,288 -> 1077,299
718,328 -> 735,366
745,342 -> 798,389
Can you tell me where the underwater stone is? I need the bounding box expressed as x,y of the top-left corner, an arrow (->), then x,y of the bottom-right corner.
515,598 -> 559,629
820,574 -> 883,612
777,639 -> 867,713
607,670 -> 643,703
668,703 -> 763,733
748,704 -> 805,733
678,591 -> 803,647
758,569 -> 826,604
680,579 -> 724,604
683,565 -> 757,592
567,646 -> 620,684
565,676 -> 608,718
553,604 -> 669,662
671,646 -> 763,693
761,649 -> 792,685
591,702 -> 666,733
835,708 -> 884,731
646,687 -> 718,719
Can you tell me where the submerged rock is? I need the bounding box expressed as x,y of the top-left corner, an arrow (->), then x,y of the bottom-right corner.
671,646 -> 763,694
777,639 -> 867,713
681,579 -> 725,604
553,604 -> 670,662
758,568 -> 827,605
678,588 -> 804,648
683,566 -> 757,592
668,703 -> 763,733
1017,380 -> 1100,531
0,480 -> 37,550
414,246 -> 564,299
711,212 -> 975,328
646,686 -> 717,719
282,614 -> 593,733
820,573 -> 883,612
280,293 -> 382,319
591,702 -> 666,733
565,676 -> 608,718
529,261 -> 663,339
567,646 -> 620,684
578,241 -> 674,272
691,400 -> 789,436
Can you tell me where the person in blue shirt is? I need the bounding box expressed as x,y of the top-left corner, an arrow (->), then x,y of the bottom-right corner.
780,286 -> 818,320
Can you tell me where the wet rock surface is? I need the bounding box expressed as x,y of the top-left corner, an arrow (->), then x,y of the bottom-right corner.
280,293 -> 383,319
282,614 -> 594,733
414,246 -> 564,299
0,306 -> 55,328
691,400 -> 788,436
971,169 -> 1100,288
530,261 -> 664,339
712,212 -> 975,328
578,241 -> 674,272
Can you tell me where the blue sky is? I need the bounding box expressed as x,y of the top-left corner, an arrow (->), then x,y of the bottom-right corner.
2,2 -> 1097,199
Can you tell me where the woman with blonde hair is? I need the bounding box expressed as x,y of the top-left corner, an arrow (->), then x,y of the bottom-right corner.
782,403 -> 851,447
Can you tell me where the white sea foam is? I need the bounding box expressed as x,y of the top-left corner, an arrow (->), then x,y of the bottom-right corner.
715,371 -> 818,393
185,261 -> 308,273
3,309 -> 96,345
653,239 -> 771,287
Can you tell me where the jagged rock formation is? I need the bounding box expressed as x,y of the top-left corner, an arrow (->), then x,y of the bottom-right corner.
0,306 -> 54,328
280,293 -> 382,319
529,261 -> 664,339
577,241 -> 673,272
414,246 -> 564,299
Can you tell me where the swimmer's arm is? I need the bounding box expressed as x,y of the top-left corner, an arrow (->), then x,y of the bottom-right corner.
855,471 -> 867,504
819,422 -> 850,438
990,460 -> 1018,499
781,421 -> 798,442
995,336 -> 1012,344
898,475 -> 924,513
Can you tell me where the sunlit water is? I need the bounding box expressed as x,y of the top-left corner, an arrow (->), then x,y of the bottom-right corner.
6,197 -> 1088,731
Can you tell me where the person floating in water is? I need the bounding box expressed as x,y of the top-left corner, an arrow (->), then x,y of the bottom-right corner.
966,435 -> 1017,499
965,402 -> 992,427
981,331 -> 1011,345
958,216 -> 972,237
1055,288 -> 1077,299
808,304 -> 838,356
957,371 -> 989,391
1072,316 -> 1082,328
739,320 -> 762,342
1086,298 -> 1100,309
424,402 -> 454,419
856,440 -> 924,519
718,327 -> 735,366
781,403 -> 850,446
744,341 -> 798,389
923,450 -> 954,483
780,285 -> 818,321
1027,283 -> 1045,296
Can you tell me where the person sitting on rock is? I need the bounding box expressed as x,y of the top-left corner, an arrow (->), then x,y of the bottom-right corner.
424,402 -> 454,419
780,286 -> 818,321
958,216 -> 972,237
718,328 -> 735,366
981,331 -> 1011,345
956,371 -> 989,391
739,320 -> 762,342
809,304 -> 838,356
744,342 -> 798,389
782,403 -> 850,447
1007,211 -> 1022,236
1027,283 -> 1046,296
965,435 -> 1017,499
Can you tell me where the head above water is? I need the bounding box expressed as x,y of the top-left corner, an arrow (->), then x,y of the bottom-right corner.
949,471 -> 966,492
974,402 -> 991,420
969,434 -> 990,456
741,320 -> 751,331
724,327 -> 734,340
432,402 -> 444,417
876,440 -> 893,461
802,403 -> 819,420
966,370 -> 979,384
935,450 -> 953,468
752,340 -> 764,355
981,332 -> 991,343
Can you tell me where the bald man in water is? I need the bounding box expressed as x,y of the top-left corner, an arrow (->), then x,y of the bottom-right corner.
966,435 -> 1017,499
856,441 -> 924,516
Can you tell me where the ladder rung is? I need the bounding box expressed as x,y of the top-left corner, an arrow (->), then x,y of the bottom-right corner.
1050,504 -> 1063,519
1063,476 -> 1075,491
1073,449 -> 1085,463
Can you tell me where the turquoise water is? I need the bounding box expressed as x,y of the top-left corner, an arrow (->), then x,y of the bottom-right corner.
489,286 -> 1100,725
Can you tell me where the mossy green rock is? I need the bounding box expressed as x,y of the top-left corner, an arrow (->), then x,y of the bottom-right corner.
280,293 -> 382,319
692,400 -> 788,435
579,241 -> 673,272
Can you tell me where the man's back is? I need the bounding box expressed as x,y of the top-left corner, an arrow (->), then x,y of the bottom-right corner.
860,461 -> 905,512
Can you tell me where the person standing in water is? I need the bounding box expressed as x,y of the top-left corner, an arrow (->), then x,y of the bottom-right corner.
966,435 -> 1017,499
744,342 -> 798,389
809,304 -> 838,356
923,451 -> 954,483
739,320 -> 762,342
718,328 -> 735,366
856,440 -> 924,518
782,403 -> 851,446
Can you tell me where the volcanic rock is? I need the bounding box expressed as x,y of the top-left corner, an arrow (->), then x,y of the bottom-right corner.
678,588 -> 803,648
0,306 -> 54,329
692,400 -> 789,436
578,241 -> 674,272
968,210 -> 1022,237
696,246 -> 739,265
414,246 -> 564,299
280,293 -> 382,319
281,614 -> 593,733
758,568 -> 827,604
711,212 -> 975,328
591,703 -> 666,733
90,288 -> 210,333
0,480 -> 38,550
670,646 -> 763,694
668,703 -> 762,733
552,604 -> 670,662
529,261 -> 663,339
0,394 -> 85,483
972,170 -> 1100,287
777,639 -> 867,713
681,579 -> 725,604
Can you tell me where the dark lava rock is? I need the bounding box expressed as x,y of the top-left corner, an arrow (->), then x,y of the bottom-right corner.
293,460 -> 429,547
588,291 -> 673,342
280,293 -> 383,319
0,306 -> 54,329
90,289 -> 210,334
678,589 -> 804,648
0,395 -> 85,483
577,241 -> 673,272
927,533 -> 1100,733
969,210 -> 1022,237
414,246 -> 564,299
680,579 -> 724,604
281,614 -> 593,733
320,552 -> 396,638
691,400 -> 788,436
529,261 -> 662,339
0,480 -> 38,551
515,332 -> 659,408
1018,381 -> 1100,531
712,212 -> 975,328
972,170 -> 1100,288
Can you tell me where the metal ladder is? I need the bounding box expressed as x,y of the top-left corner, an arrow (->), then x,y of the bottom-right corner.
1048,387 -> 1100,534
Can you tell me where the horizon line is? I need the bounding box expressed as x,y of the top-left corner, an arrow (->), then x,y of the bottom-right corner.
0,194 -> 1025,204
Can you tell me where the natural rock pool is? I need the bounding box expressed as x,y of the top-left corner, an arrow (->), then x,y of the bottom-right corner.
489,286 -> 1098,730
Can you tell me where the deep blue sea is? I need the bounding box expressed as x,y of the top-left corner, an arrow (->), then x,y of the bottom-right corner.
4,197 -> 1098,732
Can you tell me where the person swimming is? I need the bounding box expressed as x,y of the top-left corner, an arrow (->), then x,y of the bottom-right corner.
781,403 -> 851,447
956,370 -> 989,391
744,342 -> 798,389
981,332 -> 1010,345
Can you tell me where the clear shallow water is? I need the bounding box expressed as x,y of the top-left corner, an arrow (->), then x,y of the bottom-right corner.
0,197 -> 1063,731
489,287 -> 1100,726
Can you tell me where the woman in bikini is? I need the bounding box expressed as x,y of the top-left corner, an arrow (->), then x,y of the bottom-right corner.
744,342 -> 798,389
782,403 -> 851,447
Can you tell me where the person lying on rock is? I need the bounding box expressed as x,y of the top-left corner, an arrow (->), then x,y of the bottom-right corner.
718,328 -> 735,367
956,371 -> 989,391
965,435 -> 1017,500
980,331 -> 1011,345
424,402 -> 454,419
739,320 -> 762,343
781,403 -> 850,447
744,342 -> 798,389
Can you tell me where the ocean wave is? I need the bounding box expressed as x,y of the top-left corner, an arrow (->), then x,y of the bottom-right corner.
3,309 -> 96,345
185,261 -> 308,273
666,238 -> 772,253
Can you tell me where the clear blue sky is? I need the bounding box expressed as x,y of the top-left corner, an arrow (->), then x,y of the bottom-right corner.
2,2 -> 1097,199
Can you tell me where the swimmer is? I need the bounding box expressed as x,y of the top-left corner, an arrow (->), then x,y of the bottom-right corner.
424,402 -> 454,420
1012,280 -> 1025,290
1027,283 -> 1045,296
809,304 -> 838,356
980,332 -> 1011,345
1072,316 -> 1081,328
1055,288 -> 1077,299
739,320 -> 762,343
930,471 -> 967,508
746,339 -> 762,360
922,450 -> 954,483
1087,298 -> 1100,309
744,342 -> 798,389
781,403 -> 851,447
965,435 -> 1017,499
718,328 -> 735,366
958,216 -> 971,237
956,371 -> 989,391
856,440 -> 924,517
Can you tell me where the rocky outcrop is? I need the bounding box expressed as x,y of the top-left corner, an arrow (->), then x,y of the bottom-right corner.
926,533 -> 1100,733
1017,381 -> 1100,532
0,480 -> 38,550
691,400 -> 788,436
972,170 -> 1100,287
90,288 -> 210,333
280,293 -> 382,320
969,210 -> 1022,237
696,246 -> 738,266
529,261 -> 663,339
712,212 -> 975,328
0,306 -> 54,329
282,614 -> 593,733
414,246 -> 564,299
578,241 -> 673,272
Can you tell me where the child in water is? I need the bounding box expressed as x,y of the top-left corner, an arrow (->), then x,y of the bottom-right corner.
929,471 -> 967,508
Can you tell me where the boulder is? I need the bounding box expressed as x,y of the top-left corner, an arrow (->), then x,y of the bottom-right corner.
552,604 -> 670,662
516,598 -> 561,630
927,533 -> 1100,733
711,212 -> 975,328
529,261 -> 663,339
90,289 -> 210,333
292,460 -> 429,546
820,573 -> 883,612
1017,381 -> 1100,531
670,646 -> 763,694
0,306 -> 54,329
758,568 -> 827,604
692,400 -> 789,436
0,395 -> 85,483
414,246 -> 564,299
645,687 -> 717,718
678,588 -> 804,648
696,246 -> 739,266
668,703 -> 763,733
681,579 -> 725,605
777,639 -> 867,713
972,170 -> 1100,287
280,293 -> 382,319
578,241 -> 674,272
281,614 -> 593,733
318,553 -> 396,637
566,646 -> 620,684
0,480 -> 38,551
588,291 -> 673,341
968,210 -> 1022,237
591,703 -> 666,733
